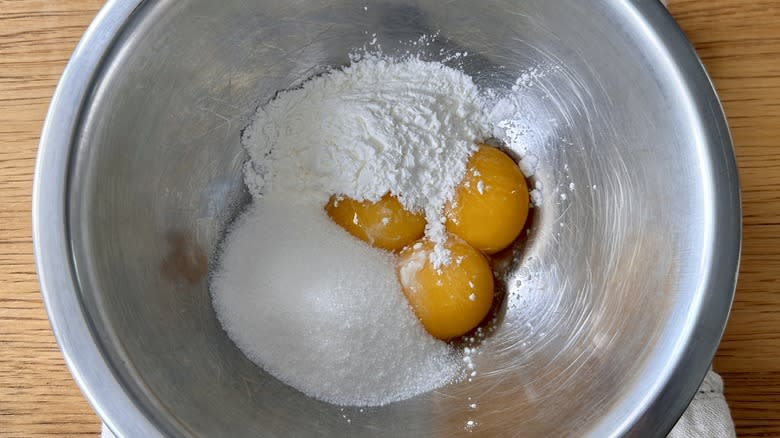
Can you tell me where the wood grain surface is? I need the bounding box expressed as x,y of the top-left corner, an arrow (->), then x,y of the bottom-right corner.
0,1 -> 778,437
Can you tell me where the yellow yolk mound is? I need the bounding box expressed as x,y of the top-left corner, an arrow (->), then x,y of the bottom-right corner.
326,193 -> 426,252
397,236 -> 494,340
445,145 -> 529,254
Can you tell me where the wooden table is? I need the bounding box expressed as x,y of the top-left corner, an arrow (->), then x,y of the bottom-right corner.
1,1 -> 778,436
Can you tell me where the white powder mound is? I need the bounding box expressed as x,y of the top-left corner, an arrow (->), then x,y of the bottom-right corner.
212,195 -> 460,407
242,55 -> 491,259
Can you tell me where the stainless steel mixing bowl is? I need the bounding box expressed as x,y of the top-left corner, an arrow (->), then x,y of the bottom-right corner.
34,0 -> 740,436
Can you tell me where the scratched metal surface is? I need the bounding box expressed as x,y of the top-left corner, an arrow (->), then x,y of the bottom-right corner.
35,0 -> 739,436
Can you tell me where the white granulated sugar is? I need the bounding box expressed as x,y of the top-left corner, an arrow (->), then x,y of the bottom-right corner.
242,55 -> 490,261
212,195 -> 459,406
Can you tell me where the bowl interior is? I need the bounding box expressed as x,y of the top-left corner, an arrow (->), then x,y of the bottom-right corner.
66,0 -> 730,436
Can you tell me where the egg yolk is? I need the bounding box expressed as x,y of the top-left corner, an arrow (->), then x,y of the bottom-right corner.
445,145 -> 529,254
326,193 -> 426,252
397,236 -> 494,340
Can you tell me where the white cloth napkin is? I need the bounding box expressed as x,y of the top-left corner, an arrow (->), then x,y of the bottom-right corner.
669,370 -> 736,438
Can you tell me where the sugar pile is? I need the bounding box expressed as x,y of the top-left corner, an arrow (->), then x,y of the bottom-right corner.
211,195 -> 459,406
